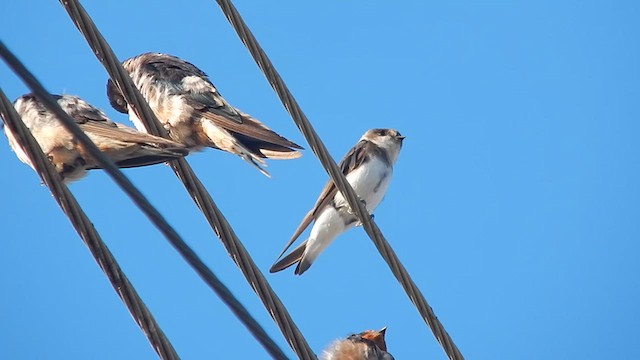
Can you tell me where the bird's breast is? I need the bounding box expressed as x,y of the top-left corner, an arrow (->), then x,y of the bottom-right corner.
334,156 -> 392,212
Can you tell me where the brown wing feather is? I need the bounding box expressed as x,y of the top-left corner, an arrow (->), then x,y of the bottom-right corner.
76,112 -> 187,168
273,139 -> 371,260
79,121 -> 185,147
64,94 -> 184,147
105,151 -> 185,169
232,133 -> 302,159
197,110 -> 303,150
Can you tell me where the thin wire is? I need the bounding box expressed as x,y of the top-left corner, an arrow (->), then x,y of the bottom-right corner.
212,1 -> 465,359
0,40 -> 288,360
0,88 -> 180,360
58,1 -> 316,359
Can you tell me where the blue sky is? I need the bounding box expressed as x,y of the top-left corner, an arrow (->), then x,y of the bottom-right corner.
1,1 -> 639,359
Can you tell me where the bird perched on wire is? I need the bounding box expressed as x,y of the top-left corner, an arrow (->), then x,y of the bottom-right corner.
270,128 -> 404,275
321,328 -> 394,360
3,94 -> 188,183
106,52 -> 303,177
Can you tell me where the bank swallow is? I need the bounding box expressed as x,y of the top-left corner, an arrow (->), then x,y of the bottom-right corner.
3,94 -> 188,182
269,128 -> 404,275
321,328 -> 394,360
106,52 -> 303,177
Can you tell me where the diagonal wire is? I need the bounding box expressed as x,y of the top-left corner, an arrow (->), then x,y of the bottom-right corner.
0,40 -> 288,360
58,1 -> 316,358
0,87 -> 180,360
212,1 -> 465,359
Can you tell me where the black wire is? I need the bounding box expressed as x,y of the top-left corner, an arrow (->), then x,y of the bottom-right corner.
58,0 -> 315,358
0,87 -> 179,360
0,40 -> 288,360
212,1 -> 465,359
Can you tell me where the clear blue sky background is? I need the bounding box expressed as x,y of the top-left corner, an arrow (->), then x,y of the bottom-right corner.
1,1 -> 638,359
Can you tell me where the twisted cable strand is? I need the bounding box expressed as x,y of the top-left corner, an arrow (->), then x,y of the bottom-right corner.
58,1 -> 316,358
0,40 -> 287,360
212,1 -> 464,359
0,85 -> 179,360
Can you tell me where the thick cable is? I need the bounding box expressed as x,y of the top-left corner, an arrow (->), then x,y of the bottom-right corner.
58,1 -> 316,358
212,2 -> 465,359
0,87 -> 180,360
0,40 -> 288,360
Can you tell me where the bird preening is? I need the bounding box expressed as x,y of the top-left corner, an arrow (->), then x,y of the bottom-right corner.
106,52 -> 303,177
3,94 -> 187,182
270,128 -> 404,275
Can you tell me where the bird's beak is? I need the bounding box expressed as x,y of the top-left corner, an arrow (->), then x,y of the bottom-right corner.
378,327 -> 387,336
397,135 -> 406,141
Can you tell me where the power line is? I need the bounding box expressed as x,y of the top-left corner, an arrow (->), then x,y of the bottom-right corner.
58,0 -> 317,358
0,40 -> 288,360
212,1 -> 465,359
0,86 -> 180,360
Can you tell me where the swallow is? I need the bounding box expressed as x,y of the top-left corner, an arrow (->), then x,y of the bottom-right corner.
106,52 -> 303,177
321,327 -> 394,360
3,94 -> 188,182
269,128 -> 404,275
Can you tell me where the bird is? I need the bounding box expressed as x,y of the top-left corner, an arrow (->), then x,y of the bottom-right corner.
269,128 -> 404,275
321,328 -> 394,360
106,52 -> 303,177
3,94 -> 188,183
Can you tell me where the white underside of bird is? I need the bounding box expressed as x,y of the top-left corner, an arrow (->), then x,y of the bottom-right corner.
296,155 -> 392,273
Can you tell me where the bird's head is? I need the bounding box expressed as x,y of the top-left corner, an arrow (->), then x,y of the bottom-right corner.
362,128 -> 405,163
359,327 -> 388,352
106,79 -> 128,114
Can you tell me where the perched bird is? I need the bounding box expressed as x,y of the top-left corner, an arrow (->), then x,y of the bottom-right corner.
3,94 -> 188,182
270,128 -> 404,275
106,52 -> 303,177
321,328 -> 394,360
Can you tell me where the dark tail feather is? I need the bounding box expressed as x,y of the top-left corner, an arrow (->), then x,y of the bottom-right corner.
111,147 -> 188,168
86,147 -> 187,170
269,241 -> 307,274
294,257 -> 312,276
233,133 -> 303,159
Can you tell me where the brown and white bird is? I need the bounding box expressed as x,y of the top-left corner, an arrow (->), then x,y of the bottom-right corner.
270,129 -> 404,275
106,52 -> 303,177
3,94 -> 187,182
321,328 -> 394,360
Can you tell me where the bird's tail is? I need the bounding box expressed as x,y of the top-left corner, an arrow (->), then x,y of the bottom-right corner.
200,118 -> 272,177
98,145 -> 188,169
269,240 -> 307,274
239,151 -> 271,178
199,109 -> 303,161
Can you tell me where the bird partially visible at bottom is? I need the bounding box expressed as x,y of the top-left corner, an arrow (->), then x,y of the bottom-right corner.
321,327 -> 394,360
270,128 -> 404,275
3,94 -> 188,183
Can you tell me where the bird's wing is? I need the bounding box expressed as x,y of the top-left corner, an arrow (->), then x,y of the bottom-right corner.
68,102 -> 184,147
79,121 -> 184,147
196,110 -> 303,150
67,101 -> 187,168
141,54 -> 244,124
274,139 -> 372,259
139,54 -> 303,150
